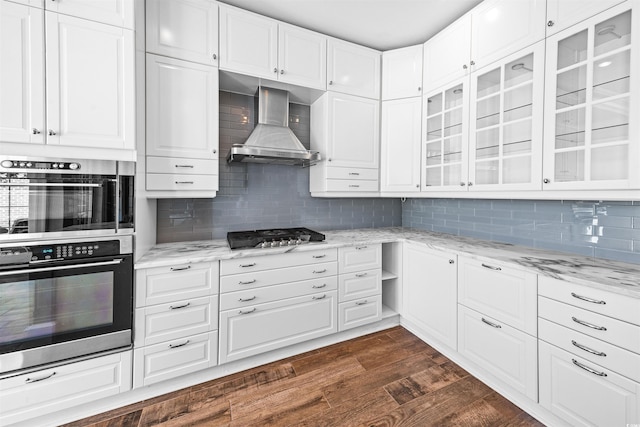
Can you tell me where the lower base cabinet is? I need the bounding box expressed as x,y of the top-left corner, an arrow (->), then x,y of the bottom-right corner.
0,351 -> 132,426
539,341 -> 640,427
338,294 -> 382,331
219,291 -> 338,363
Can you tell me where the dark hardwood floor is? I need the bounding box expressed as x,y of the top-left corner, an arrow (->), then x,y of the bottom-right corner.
63,327 -> 545,427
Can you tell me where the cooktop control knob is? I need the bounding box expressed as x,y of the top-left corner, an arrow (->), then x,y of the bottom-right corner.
270,241 -> 278,248
68,163 -> 80,170
0,160 -> 12,168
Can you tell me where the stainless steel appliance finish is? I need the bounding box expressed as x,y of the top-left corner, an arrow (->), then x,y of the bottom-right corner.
0,235 -> 133,377
227,87 -> 321,166
0,157 -> 134,242
227,227 -> 325,249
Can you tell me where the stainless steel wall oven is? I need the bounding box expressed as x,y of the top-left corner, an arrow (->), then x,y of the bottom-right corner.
0,235 -> 133,376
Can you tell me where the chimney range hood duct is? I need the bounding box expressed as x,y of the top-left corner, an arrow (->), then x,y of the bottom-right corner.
227,87 -> 320,166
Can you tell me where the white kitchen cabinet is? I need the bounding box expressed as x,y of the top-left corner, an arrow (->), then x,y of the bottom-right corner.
382,44 -> 423,100
468,41 -> 545,190
338,294 -> 382,331
219,248 -> 338,276
402,242 -> 457,350
327,38 -> 380,99
381,97 -> 422,193
44,0 -> 134,29
422,78 -> 470,191
310,92 -> 380,195
219,5 -> 326,90
539,340 -> 640,427
546,0 -> 627,36
543,2 -> 640,190
0,1 -> 44,144
338,244 -> 382,274
0,351 -> 132,426
146,0 -> 219,66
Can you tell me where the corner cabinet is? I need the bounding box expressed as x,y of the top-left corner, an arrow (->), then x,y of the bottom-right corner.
327,38 -> 381,99
382,44 -> 423,100
542,2 -> 640,190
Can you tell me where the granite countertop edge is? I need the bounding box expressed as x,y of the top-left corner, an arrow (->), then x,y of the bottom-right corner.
135,227 -> 640,299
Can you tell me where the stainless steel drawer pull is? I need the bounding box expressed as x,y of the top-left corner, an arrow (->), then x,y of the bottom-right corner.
355,300 -> 368,305
355,246 -> 368,250
239,308 -> 256,315
481,263 -> 502,271
240,263 -> 256,268
312,294 -> 327,300
571,292 -> 606,305
355,273 -> 368,277
312,284 -> 327,289
481,318 -> 502,328
572,340 -> 607,357
169,302 -> 191,310
238,296 -> 256,302
572,316 -> 607,331
349,185 -> 360,188
175,164 -> 194,168
170,265 -> 191,271
312,255 -> 326,259
572,359 -> 607,377
348,172 -> 360,176
169,340 -> 190,349
238,279 -> 256,285
175,181 -> 194,184
26,372 -> 56,383
313,269 -> 327,274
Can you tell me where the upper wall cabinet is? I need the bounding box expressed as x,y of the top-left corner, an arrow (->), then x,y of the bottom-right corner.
327,38 -> 381,99
424,0 -> 545,93
546,0 -> 627,36
543,2 -> 640,191
44,0 -> 134,29
382,44 -> 423,100
219,5 -> 326,90
146,0 -> 218,66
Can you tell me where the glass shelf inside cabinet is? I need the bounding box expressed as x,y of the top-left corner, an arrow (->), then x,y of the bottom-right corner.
552,10 -> 632,183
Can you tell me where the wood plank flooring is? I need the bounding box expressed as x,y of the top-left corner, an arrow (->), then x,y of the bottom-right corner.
63,327 -> 545,427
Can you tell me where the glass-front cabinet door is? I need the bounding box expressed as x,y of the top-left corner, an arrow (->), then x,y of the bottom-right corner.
468,41 -> 545,191
543,3 -> 639,190
422,79 -> 470,192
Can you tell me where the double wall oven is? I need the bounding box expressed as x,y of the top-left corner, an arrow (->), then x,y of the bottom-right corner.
0,158 -> 135,377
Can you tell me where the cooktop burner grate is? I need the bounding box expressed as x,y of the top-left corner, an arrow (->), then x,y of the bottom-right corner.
227,227 -> 325,249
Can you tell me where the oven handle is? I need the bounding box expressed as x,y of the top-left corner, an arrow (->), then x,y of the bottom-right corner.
0,259 -> 123,276
0,182 -> 103,188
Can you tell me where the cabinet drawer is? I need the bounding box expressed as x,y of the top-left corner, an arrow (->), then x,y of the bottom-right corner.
338,294 -> 382,331
338,269 -> 381,302
0,351 -> 132,426
133,331 -> 218,388
220,261 -> 337,293
220,248 -> 337,275
219,291 -> 337,363
338,244 -> 382,274
136,262 -> 218,307
146,173 -> 219,191
539,275 -> 640,326
539,296 -> 640,354
457,305 -> 537,401
540,318 -> 640,383
458,257 -> 537,335
326,167 -> 379,180
325,179 -> 379,192
134,296 -> 218,347
539,340 -> 640,427
147,156 -> 219,175
220,276 -> 338,310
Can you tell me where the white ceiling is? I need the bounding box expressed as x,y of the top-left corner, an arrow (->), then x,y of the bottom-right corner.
217,0 -> 483,51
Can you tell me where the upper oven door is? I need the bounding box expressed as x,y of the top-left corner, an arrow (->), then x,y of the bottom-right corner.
0,172 -> 118,241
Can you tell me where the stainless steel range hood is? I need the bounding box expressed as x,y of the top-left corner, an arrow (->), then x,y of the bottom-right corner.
227,87 -> 320,166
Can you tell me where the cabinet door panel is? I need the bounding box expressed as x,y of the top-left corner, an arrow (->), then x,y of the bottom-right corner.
44,0 -> 134,28
339,244 -> 382,274
278,23 -> 326,90
338,294 -> 382,331
327,39 -> 380,99
382,45 -> 423,100
136,262 -> 217,307
146,0 -> 218,66
402,243 -> 457,350
46,12 -> 134,150
546,0 -> 626,36
338,269 -> 381,302
0,2 -> 44,144
146,54 -> 218,159
539,341 -> 640,427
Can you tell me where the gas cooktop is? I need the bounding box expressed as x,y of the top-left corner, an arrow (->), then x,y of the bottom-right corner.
227,227 -> 325,249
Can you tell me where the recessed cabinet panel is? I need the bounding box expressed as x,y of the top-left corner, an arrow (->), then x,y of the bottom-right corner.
338,244 -> 382,274
327,38 -> 381,99
0,2 -> 44,144
382,44 -> 423,100
146,0 -> 218,66
135,262 -> 217,307
278,23 -> 326,90
338,295 -> 382,331
338,269 -> 381,302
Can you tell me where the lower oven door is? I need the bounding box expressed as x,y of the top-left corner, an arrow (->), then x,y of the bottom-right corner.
0,255 -> 133,375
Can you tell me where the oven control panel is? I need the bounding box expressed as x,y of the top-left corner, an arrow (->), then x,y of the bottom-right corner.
0,240 -> 121,265
0,159 -> 80,170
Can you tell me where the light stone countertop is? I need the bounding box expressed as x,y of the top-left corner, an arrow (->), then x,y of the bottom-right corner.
135,227 -> 640,298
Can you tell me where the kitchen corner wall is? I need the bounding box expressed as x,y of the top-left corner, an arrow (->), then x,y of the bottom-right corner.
156,91 -> 402,243
403,199 -> 640,264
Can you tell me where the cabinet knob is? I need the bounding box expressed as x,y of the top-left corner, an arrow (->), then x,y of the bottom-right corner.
470,60 -> 475,66
280,69 -> 284,74
417,86 -> 422,92
212,53 -> 217,60
448,259 -> 455,264
462,64 -> 468,70
459,182 -> 466,186
416,184 -> 419,188
32,128 -> 41,135
467,182 -> 473,186
273,68 -> 278,73
547,20 -> 554,27
48,129 -> 56,136
543,178 -> 550,184
329,80 -> 333,85
213,149 -> 217,154
328,158 -> 332,162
